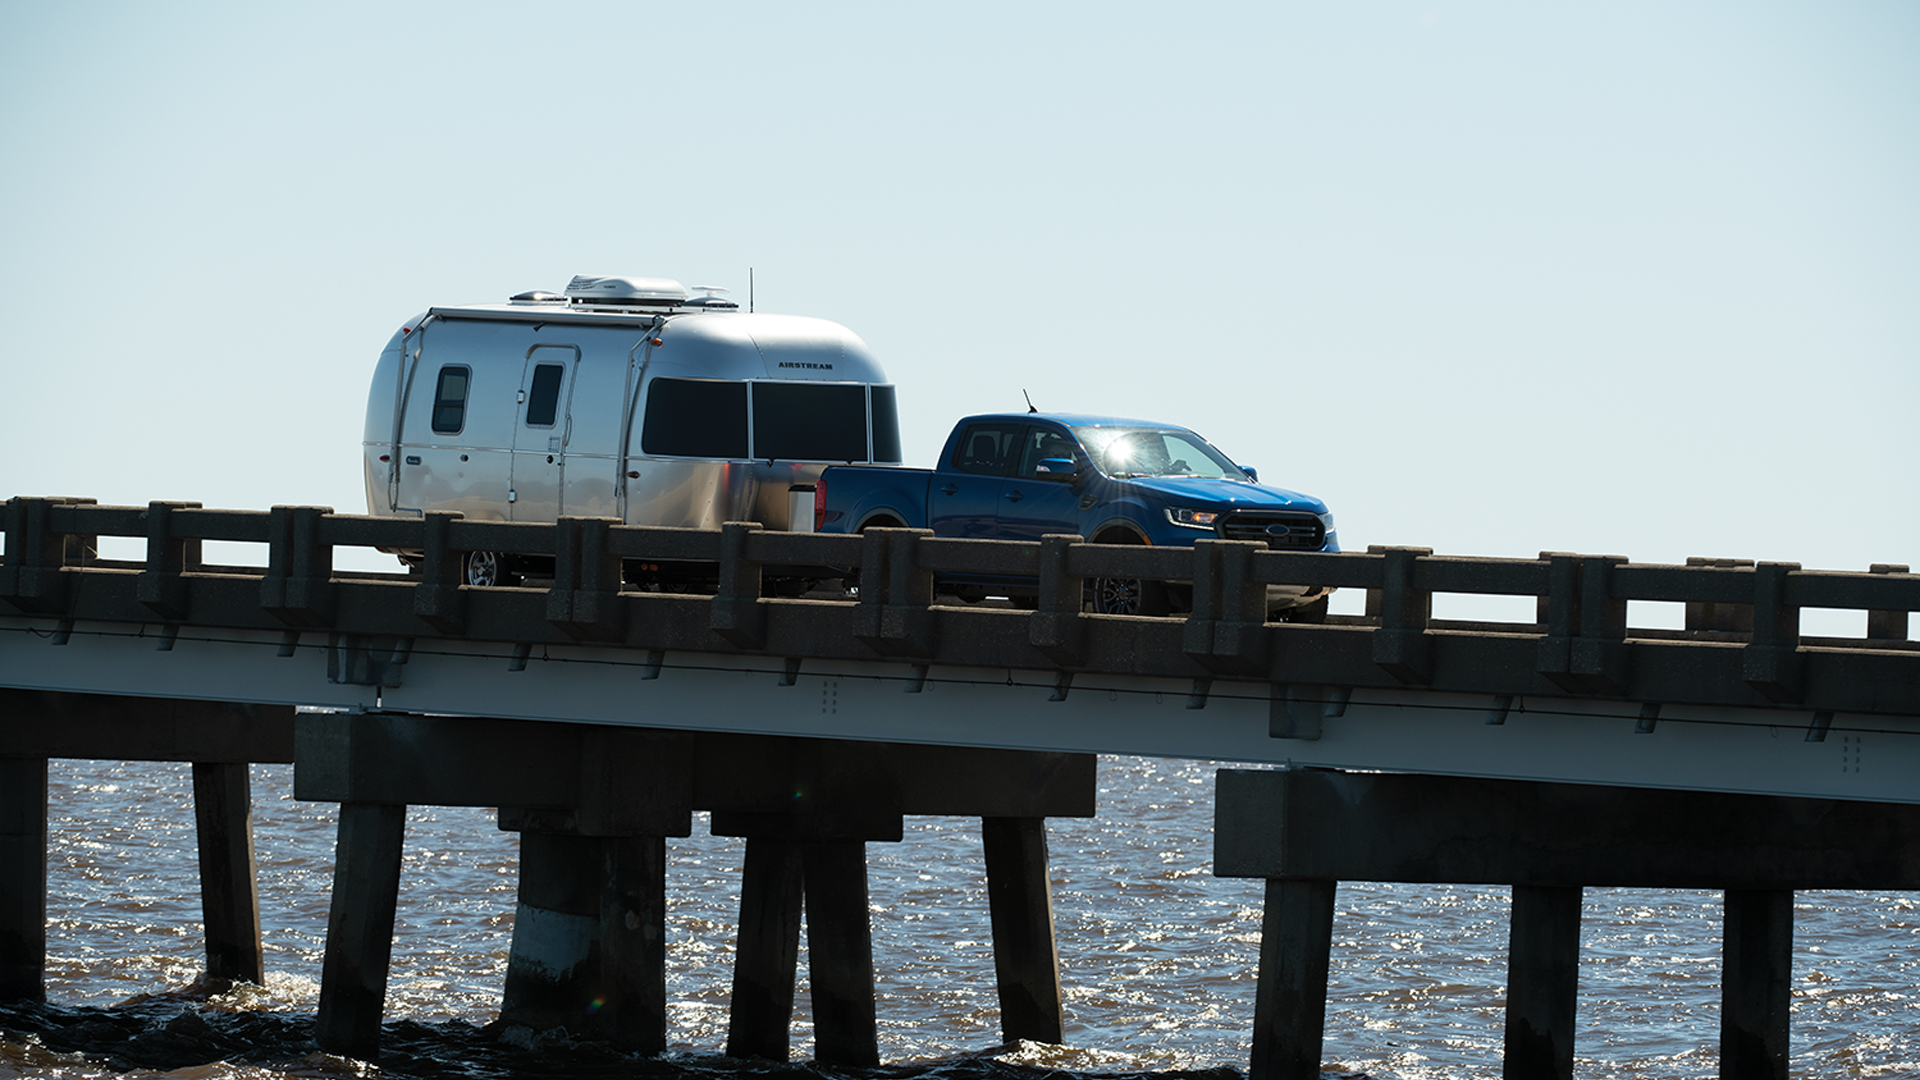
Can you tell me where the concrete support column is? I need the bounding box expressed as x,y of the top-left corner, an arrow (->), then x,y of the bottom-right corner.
982,816 -> 1064,1044
802,839 -> 880,1068
1721,889 -> 1792,1080
591,834 -> 668,1052
0,756 -> 48,1002
1249,877 -> 1337,1080
726,836 -> 804,1061
1503,885 -> 1583,1080
316,801 -> 406,1060
191,762 -> 264,985
502,830 -> 602,1031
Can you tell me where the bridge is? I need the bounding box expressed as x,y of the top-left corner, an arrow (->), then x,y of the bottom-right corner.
4,495 -> 1918,1079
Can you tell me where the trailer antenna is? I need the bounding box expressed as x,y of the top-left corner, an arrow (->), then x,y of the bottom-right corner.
1023,389 -> 1038,414
749,268 -> 754,313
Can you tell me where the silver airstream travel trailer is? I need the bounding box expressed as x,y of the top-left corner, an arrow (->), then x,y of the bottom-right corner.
362,275 -> 900,585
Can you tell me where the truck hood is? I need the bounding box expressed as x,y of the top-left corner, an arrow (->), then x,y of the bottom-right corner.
1119,476 -> 1329,515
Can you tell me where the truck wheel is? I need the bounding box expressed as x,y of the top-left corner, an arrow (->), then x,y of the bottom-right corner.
466,550 -> 508,587
1090,577 -> 1170,617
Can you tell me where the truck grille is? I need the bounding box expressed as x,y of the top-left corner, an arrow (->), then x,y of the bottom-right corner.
1217,511 -> 1325,551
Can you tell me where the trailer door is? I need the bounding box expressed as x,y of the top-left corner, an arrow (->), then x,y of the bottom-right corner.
508,344 -> 578,522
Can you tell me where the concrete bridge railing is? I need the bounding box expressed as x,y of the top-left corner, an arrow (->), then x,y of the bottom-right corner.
3,496 -> 1916,722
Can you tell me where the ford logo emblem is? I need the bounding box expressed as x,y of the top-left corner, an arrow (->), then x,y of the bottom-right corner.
1265,524 -> 1293,537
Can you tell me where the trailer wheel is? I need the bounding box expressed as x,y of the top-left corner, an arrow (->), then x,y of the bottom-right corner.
466,550 -> 508,587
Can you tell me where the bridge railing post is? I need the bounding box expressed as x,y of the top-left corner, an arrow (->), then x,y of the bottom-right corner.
1743,562 -> 1803,703
1,496 -> 97,614
852,528 -> 936,657
261,505 -> 336,627
1029,534 -> 1085,665
137,501 -> 204,621
1571,554 -> 1630,695
1368,545 -> 1432,684
412,510 -> 467,633
1866,563 -> 1910,641
548,516 -> 626,641
1184,540 -> 1269,674
712,521 -> 766,648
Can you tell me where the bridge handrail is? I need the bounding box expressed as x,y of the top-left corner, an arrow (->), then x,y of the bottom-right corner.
4,495 -> 1916,719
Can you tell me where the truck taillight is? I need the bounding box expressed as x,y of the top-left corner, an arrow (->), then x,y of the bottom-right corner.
814,476 -> 828,532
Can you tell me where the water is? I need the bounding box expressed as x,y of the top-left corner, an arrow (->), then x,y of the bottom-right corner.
4,756 -> 1917,1078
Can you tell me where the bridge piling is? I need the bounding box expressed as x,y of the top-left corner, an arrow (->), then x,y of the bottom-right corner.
0,755 -> 48,1003
191,762 -> 265,985
1503,885 -> 1582,1080
983,815 -> 1065,1044
315,801 -> 407,1060
1721,889 -> 1792,1080
1216,768 -> 1920,1080
801,839 -> 881,1067
725,837 -> 805,1060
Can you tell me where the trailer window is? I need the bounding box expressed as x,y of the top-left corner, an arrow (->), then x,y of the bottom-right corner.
752,382 -> 870,462
430,365 -> 470,435
525,363 -> 565,427
871,386 -> 902,463
641,378 -> 748,458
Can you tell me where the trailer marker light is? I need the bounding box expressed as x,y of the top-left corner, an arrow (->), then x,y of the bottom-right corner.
626,471 -> 640,478
379,455 -> 390,462
650,337 -> 663,346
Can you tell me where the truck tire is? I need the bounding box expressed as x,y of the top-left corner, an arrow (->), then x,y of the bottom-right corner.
1090,576 -> 1170,617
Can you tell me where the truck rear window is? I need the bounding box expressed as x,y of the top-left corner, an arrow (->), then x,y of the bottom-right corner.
752,382 -> 869,462
642,378 -> 749,458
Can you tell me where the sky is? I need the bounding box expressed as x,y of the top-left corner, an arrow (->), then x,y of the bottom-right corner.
3,2 -> 1915,626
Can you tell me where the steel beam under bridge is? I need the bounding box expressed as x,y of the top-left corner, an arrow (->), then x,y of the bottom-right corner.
2,617 -> 1913,804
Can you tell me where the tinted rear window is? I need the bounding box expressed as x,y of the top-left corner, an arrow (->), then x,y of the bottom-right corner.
641,378 -> 748,458
752,382 -> 869,462
871,386 -> 901,463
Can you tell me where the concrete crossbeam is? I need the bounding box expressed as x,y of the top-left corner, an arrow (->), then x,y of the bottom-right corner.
1214,768 -> 1920,890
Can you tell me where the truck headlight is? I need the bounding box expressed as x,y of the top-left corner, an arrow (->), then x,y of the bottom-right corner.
1166,507 -> 1219,530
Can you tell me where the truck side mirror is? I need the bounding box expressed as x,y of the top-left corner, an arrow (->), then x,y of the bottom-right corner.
1034,457 -> 1078,482
1242,466 -> 1259,482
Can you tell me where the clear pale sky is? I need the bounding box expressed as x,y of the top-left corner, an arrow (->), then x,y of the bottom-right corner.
4,3 -> 1914,624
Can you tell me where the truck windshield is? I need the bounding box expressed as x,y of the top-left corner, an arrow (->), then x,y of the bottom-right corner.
1071,425 -> 1246,480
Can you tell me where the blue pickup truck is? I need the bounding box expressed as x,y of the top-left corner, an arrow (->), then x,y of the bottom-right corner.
814,412 -> 1339,617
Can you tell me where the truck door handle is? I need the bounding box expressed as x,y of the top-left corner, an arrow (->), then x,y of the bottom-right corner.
940,484 -> 958,496
1004,490 -> 1023,503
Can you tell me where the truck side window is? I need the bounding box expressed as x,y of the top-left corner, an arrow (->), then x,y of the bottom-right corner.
752,382 -> 869,461
871,386 -> 902,463
641,378 -> 749,458
525,363 -> 565,427
1016,427 -> 1077,478
430,365 -> 471,435
950,423 -> 1021,476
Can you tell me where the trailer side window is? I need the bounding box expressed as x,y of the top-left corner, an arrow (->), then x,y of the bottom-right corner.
641,378 -> 748,458
752,382 -> 869,462
430,365 -> 471,435
525,363 -> 565,427
871,386 -> 902,464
